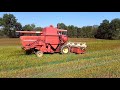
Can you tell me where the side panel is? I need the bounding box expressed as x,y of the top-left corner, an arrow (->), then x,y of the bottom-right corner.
45,35 -> 60,49
20,36 -> 39,47
45,35 -> 59,44
20,36 -> 45,47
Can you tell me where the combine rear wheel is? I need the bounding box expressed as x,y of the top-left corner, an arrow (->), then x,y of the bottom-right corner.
60,45 -> 70,54
36,51 -> 43,57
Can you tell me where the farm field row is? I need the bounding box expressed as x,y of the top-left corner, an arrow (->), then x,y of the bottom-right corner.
0,38 -> 120,78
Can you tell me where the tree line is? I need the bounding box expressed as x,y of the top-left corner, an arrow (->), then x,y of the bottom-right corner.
0,13 -> 120,40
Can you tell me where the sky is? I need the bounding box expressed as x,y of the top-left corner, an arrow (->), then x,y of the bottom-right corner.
0,12 -> 120,28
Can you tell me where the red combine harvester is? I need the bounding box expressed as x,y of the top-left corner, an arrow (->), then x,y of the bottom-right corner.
16,25 -> 87,57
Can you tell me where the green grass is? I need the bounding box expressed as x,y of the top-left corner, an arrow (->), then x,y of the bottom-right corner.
0,38 -> 120,78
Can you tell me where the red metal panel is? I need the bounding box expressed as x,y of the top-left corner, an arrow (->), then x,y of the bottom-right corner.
39,45 -> 47,52
45,36 -> 59,44
70,47 -> 85,54
42,26 -> 58,35
20,36 -> 40,47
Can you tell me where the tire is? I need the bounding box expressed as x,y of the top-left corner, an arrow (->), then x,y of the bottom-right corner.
60,45 -> 70,54
36,51 -> 43,57
25,50 -> 32,55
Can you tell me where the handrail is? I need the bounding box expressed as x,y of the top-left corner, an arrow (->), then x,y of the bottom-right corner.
16,31 -> 43,34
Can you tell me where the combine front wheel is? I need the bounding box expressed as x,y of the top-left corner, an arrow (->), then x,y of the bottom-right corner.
36,51 -> 43,57
61,45 -> 70,54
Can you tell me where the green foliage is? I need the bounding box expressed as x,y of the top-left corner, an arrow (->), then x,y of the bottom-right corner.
95,19 -> 110,39
57,22 -> 98,38
57,23 -> 67,29
80,26 -> 97,38
15,22 -> 22,31
0,30 -> 4,37
2,14 -> 17,37
22,24 -> 35,31
76,28 -> 81,38
110,18 -> 120,39
0,14 -> 22,38
0,18 -> 3,26
67,25 -> 78,38
34,27 -> 42,31
95,18 -> 120,40
57,23 -> 98,38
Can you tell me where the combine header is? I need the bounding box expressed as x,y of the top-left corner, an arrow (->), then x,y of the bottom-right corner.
16,25 -> 87,57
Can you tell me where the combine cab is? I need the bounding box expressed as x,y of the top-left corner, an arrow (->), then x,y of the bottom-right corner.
16,25 -> 87,57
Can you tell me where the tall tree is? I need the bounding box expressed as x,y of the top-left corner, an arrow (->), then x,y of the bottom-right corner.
77,28 -> 81,38
0,18 -> 3,26
34,27 -> 42,31
15,22 -> 22,31
95,19 -> 110,39
0,13 -> 20,37
14,22 -> 23,37
22,24 -> 36,31
57,23 -> 67,29
3,14 -> 17,37
67,25 -> 78,38
95,18 -> 120,40
109,18 -> 120,39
